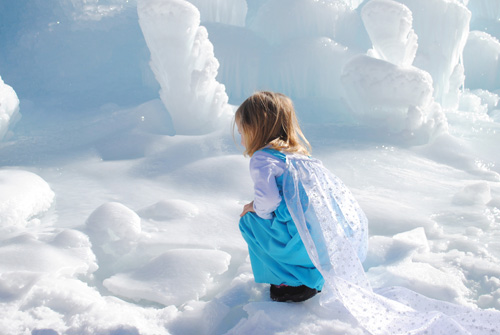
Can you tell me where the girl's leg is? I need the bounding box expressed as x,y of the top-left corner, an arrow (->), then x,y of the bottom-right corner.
239,212 -> 324,292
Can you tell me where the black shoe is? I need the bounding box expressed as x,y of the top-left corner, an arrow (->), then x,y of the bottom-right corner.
270,284 -> 318,302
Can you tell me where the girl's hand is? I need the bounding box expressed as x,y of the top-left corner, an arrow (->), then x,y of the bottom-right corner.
240,201 -> 255,217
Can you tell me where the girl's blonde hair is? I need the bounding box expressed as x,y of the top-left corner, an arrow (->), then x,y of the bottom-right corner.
234,91 -> 311,157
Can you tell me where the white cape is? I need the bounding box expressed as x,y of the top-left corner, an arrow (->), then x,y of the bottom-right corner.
282,154 -> 499,334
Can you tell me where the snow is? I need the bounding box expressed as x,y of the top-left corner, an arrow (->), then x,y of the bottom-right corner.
103,248 -> 231,306
0,170 -> 54,227
1,0 -> 500,334
0,76 -> 21,141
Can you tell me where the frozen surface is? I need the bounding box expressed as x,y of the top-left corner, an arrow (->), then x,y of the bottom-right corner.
1,0 -> 500,334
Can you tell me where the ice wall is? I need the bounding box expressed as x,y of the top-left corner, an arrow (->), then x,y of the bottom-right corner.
204,23 -> 268,103
0,0 -> 157,112
137,0 -> 232,135
187,0 -> 247,26
463,31 -> 500,92
272,38 -> 356,102
248,0 -> 362,48
57,0 -> 135,21
398,0 -> 471,109
0,76 -> 21,141
206,0 -> 369,119
341,0 -> 475,143
467,0 -> 500,42
341,0 -> 446,143
467,0 -> 500,21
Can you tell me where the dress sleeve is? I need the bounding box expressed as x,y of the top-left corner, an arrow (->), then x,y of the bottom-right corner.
249,151 -> 285,220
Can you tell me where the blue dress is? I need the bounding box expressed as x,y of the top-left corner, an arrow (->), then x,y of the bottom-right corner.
239,149 -> 324,291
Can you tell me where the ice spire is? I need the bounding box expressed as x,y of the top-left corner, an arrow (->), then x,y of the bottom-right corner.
138,0 -> 232,135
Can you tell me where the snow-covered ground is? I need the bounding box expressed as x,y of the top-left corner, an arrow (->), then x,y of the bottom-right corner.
1,0 -> 500,334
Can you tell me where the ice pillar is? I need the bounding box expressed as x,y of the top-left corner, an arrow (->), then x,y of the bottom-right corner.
138,0 -> 231,135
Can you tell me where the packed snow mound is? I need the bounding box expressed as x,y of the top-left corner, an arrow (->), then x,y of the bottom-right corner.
0,229 -> 97,278
87,202 -> 141,242
478,277 -> 500,310
366,228 -> 471,304
0,76 -> 21,141
103,248 -> 231,306
0,170 -> 54,226
458,89 -> 496,116
5,274 -> 177,335
452,182 -> 492,206
137,0 -> 232,135
137,199 -> 199,221
86,202 -> 142,258
468,89 -> 500,115
361,0 -> 417,67
463,31 -> 500,91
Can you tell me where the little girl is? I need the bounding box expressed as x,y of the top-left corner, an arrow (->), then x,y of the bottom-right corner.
235,91 -> 368,303
234,92 -> 500,335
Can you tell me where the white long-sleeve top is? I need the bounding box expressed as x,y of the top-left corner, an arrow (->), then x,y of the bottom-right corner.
249,150 -> 287,219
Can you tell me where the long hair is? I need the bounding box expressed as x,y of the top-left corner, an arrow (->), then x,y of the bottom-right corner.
234,91 -> 311,157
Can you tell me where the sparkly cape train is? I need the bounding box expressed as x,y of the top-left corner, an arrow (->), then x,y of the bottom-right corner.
282,154 -> 498,334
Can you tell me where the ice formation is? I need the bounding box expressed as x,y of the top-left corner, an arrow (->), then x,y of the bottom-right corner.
137,0 -> 232,135
248,0 -> 361,47
0,76 -> 21,141
341,54 -> 442,138
463,31 -> 500,91
367,228 -> 471,304
187,0 -> 247,26
398,0 -> 471,108
0,170 -> 54,227
271,37 -> 354,103
467,0 -> 500,21
361,0 -> 417,67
